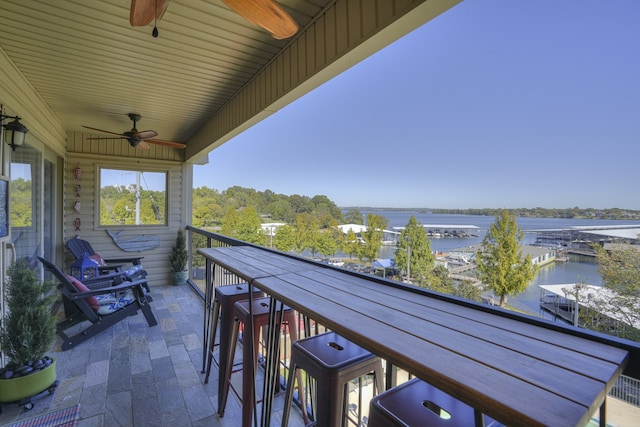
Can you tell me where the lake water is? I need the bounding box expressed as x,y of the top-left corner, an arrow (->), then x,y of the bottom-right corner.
355,210 -> 640,319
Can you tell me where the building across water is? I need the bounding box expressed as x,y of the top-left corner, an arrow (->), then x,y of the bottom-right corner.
392,224 -> 480,239
539,283 -> 640,332
532,224 -> 640,249
449,244 -> 557,267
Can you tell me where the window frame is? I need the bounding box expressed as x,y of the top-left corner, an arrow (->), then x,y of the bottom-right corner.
96,165 -> 170,228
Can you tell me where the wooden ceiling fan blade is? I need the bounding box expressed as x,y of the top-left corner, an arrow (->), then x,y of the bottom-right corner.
146,139 -> 186,149
82,125 -> 126,137
137,141 -> 151,150
136,130 -> 159,139
223,0 -> 299,39
130,0 -> 170,26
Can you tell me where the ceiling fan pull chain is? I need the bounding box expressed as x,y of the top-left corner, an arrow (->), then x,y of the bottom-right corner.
152,0 -> 159,38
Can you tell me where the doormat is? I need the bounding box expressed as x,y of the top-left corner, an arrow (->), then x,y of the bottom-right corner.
4,404 -> 80,427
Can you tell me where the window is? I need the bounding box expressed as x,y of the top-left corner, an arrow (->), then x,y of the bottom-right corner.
10,145 -> 44,265
10,162 -> 33,227
99,168 -> 167,226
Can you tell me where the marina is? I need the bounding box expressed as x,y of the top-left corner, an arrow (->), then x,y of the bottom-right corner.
365,211 -> 640,320
391,224 -> 480,239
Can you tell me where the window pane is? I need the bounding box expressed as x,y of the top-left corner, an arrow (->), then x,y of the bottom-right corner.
10,162 -> 32,227
99,168 -> 167,226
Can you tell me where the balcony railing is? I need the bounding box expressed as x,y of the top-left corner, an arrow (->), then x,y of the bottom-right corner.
185,225 -> 640,424
185,226 -> 383,424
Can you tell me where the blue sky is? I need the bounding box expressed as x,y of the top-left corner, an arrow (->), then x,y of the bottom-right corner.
193,0 -> 640,210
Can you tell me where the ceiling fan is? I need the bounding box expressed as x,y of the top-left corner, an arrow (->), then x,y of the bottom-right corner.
129,0 -> 298,40
82,113 -> 186,150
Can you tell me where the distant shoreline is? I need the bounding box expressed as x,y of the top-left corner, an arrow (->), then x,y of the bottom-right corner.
340,207 -> 640,221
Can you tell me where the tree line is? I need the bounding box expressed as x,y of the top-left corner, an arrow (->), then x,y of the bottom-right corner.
342,206 -> 640,220
431,207 -> 640,220
192,186 -> 485,302
194,187 -> 639,341
193,186 -> 345,229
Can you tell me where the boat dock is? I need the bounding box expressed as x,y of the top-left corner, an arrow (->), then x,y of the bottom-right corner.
391,224 -> 480,239
539,283 -> 640,331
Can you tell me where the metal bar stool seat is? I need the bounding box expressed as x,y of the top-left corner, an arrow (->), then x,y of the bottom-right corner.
204,284 -> 264,409
282,331 -> 384,427
220,296 -> 301,426
368,377 -> 500,427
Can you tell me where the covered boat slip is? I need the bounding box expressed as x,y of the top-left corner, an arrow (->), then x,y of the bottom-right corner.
198,245 -> 635,427
540,283 -> 640,330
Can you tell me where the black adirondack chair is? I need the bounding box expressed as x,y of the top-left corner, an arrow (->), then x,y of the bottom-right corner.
66,237 -> 148,282
38,257 -> 158,351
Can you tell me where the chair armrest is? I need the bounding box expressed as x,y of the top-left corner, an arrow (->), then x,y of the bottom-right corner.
98,264 -> 124,272
103,257 -> 144,265
83,271 -> 127,285
67,279 -> 148,300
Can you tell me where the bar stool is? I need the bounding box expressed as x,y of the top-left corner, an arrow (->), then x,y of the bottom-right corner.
368,377 -> 498,427
220,296 -> 301,426
203,284 -> 264,408
281,331 -> 384,427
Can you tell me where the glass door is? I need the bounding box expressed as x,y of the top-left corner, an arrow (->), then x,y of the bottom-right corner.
10,145 -> 42,270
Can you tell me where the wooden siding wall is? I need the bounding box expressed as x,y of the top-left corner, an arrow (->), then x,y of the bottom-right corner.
65,131 -> 187,286
0,48 -> 67,156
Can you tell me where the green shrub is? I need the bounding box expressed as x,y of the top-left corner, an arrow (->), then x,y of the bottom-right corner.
170,229 -> 188,272
0,259 -> 56,367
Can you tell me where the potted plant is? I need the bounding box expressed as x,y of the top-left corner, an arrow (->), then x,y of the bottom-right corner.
0,258 -> 57,406
170,228 -> 188,285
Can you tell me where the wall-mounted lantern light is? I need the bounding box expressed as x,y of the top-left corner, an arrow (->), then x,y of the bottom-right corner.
0,114 -> 29,151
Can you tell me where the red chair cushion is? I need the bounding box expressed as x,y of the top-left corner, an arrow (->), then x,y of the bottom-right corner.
65,274 -> 99,310
89,253 -> 106,266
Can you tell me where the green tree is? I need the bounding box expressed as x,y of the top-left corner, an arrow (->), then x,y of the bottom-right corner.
292,213 -> 318,254
454,280 -> 482,302
192,186 -> 223,228
420,264 -> 481,302
269,198 -> 295,223
193,205 -> 216,228
112,198 -> 135,224
344,208 -> 364,225
9,178 -> 32,226
394,216 -> 434,285
360,214 -> 388,262
342,229 -> 360,259
220,207 -> 239,237
273,224 -> 295,252
429,264 -> 456,293
476,210 -> 537,307
289,194 -> 314,214
302,214 -> 322,257
311,195 -> 343,227
236,206 -> 264,244
316,230 -> 339,258
0,259 -> 56,367
191,233 -> 208,268
591,243 -> 640,340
